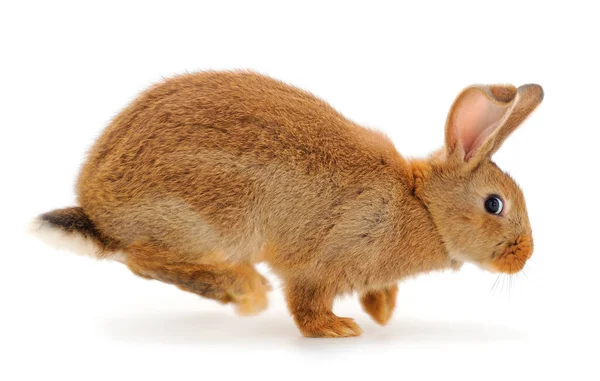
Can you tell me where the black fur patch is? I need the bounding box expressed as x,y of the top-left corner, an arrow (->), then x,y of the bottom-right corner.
39,207 -> 119,251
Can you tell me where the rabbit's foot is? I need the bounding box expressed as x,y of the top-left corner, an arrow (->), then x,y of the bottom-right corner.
360,284 -> 398,325
227,265 -> 270,316
294,312 -> 362,338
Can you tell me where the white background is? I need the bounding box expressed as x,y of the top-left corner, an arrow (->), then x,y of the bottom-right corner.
1,1 -> 598,380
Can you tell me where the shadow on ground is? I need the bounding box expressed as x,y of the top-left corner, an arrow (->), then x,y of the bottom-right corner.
101,310 -> 525,348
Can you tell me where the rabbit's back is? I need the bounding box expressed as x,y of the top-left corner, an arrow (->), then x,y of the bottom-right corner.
77,71 -> 412,264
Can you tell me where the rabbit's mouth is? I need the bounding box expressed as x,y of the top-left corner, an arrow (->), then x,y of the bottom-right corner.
490,235 -> 533,274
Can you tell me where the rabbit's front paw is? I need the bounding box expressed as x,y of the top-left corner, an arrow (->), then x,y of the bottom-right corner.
294,312 -> 362,338
360,284 -> 398,326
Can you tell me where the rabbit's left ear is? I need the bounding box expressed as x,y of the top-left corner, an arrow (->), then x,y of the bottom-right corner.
444,83 -> 544,167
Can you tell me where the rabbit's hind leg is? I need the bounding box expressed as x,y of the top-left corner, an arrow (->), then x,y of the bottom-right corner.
125,243 -> 270,315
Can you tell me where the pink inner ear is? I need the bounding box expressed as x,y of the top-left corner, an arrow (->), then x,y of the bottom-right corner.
455,91 -> 510,161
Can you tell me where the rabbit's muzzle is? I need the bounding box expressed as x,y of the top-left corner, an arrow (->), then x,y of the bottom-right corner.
491,234 -> 533,274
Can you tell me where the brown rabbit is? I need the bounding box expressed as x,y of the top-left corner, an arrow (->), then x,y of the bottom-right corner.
33,71 -> 543,337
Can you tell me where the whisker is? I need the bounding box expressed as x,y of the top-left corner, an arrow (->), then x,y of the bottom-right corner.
491,274 -> 501,293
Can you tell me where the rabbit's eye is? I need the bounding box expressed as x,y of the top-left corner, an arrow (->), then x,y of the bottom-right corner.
484,195 -> 504,215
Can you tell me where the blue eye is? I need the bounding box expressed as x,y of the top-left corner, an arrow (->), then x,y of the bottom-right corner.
484,195 -> 504,215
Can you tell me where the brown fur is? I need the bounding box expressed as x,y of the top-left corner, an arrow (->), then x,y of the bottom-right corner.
126,243 -> 270,315
360,285 -> 398,325
36,71 -> 543,337
39,207 -> 119,252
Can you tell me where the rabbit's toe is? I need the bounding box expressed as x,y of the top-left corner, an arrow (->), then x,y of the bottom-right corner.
295,313 -> 362,338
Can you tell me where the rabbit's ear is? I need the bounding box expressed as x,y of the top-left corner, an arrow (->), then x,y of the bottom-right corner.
444,83 -> 543,167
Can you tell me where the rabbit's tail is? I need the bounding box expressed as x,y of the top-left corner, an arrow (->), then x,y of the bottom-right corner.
31,207 -> 124,262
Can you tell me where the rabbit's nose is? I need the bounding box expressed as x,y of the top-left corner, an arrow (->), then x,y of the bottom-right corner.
491,234 -> 533,274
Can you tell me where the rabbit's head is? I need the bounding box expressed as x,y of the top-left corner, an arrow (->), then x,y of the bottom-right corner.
412,84 -> 543,274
